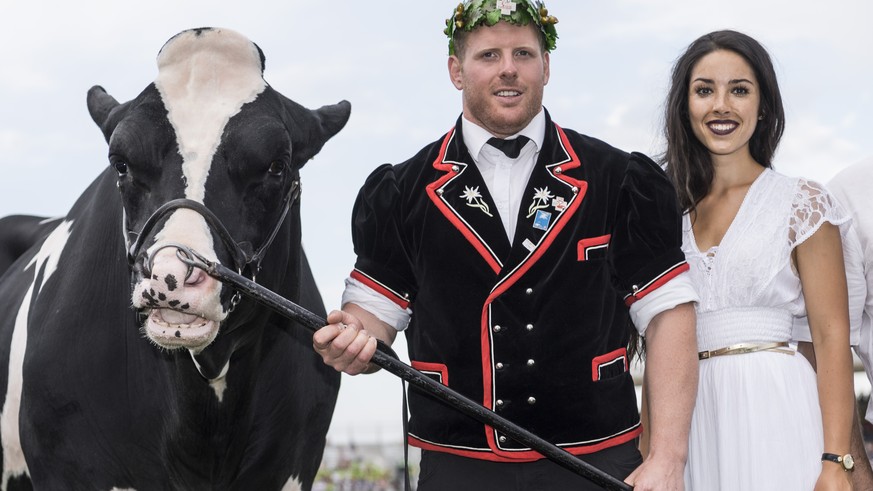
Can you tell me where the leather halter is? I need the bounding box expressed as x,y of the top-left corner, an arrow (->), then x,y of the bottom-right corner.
125,172 -> 301,282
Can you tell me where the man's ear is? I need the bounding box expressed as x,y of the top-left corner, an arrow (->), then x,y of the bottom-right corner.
542,51 -> 550,86
448,55 -> 464,90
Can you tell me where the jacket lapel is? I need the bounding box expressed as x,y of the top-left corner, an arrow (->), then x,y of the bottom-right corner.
426,114 -> 588,280
500,120 -> 588,279
426,125 -> 511,274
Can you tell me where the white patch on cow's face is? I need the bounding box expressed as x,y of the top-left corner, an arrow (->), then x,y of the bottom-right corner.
132,29 -> 267,351
156,28 -> 266,204
281,475 -> 302,491
1,220 -> 72,487
153,28 -> 265,258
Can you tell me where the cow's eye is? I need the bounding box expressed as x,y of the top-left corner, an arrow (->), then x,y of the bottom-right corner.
113,161 -> 129,176
267,160 -> 285,176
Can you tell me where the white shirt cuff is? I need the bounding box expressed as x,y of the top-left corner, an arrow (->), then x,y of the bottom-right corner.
341,276 -> 412,331
630,272 -> 699,335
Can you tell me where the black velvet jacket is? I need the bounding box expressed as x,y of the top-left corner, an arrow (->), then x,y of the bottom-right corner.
350,111 -> 687,462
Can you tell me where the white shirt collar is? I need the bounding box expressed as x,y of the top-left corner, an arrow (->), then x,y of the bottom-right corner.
461,109 -> 546,164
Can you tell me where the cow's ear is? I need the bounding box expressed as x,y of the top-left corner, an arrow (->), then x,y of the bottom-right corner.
87,85 -> 122,143
285,99 -> 351,167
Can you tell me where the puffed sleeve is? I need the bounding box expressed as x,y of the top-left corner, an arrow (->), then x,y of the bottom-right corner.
348,164 -> 417,310
789,179 -> 851,249
609,152 -> 697,333
789,178 -> 857,343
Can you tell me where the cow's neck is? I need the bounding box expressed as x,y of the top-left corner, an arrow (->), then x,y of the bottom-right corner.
160,216 -> 302,482
161,319 -> 268,483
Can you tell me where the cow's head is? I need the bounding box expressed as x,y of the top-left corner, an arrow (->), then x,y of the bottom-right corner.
87,27 -> 350,353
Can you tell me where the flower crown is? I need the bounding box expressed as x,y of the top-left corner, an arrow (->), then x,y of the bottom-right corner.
444,0 -> 559,56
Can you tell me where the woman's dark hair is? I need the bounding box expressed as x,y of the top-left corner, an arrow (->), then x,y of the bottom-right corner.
663,30 -> 785,212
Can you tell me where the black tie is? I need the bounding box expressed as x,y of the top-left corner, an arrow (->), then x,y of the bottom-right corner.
487,136 -> 530,159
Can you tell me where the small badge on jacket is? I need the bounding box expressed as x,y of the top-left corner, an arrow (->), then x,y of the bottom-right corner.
533,210 -> 552,231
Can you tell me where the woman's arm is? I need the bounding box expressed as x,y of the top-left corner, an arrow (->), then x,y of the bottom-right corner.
796,222 -> 854,489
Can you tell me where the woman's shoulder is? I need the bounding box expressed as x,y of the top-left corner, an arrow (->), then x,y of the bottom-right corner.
765,168 -> 829,194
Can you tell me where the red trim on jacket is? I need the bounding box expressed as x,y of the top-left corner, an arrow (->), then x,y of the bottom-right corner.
350,269 -> 410,309
411,361 -> 449,387
624,262 -> 690,307
409,425 -> 642,462
591,347 -> 628,382
577,234 -> 611,261
480,125 -> 591,458
426,128 -> 502,274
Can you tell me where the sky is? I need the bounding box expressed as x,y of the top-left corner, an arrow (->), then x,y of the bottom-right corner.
1,1 -> 872,446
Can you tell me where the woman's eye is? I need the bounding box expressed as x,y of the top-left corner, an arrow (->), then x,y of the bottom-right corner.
268,160 -> 285,176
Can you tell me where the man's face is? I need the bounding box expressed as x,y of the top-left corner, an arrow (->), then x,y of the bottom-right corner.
448,22 -> 550,138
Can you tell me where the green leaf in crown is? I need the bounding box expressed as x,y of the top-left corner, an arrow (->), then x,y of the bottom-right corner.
445,0 -> 559,56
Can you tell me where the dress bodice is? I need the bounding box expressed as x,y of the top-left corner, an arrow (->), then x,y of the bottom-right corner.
682,169 -> 849,351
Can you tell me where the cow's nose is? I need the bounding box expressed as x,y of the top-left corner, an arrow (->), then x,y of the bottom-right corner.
184,266 -> 207,287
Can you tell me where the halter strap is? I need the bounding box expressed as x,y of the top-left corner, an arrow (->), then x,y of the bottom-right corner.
126,175 -> 300,279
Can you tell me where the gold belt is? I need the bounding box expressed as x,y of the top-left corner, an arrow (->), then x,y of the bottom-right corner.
698,342 -> 794,360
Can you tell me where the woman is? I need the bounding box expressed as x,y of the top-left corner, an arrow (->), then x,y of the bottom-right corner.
664,30 -> 855,490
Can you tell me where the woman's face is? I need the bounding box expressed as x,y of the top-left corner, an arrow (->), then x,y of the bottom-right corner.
687,49 -> 761,162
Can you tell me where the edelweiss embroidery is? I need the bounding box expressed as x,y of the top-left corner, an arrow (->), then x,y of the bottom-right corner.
461,185 -> 493,217
527,186 -> 554,218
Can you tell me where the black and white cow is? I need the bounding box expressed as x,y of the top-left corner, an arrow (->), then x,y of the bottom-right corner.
0,215 -> 61,279
0,27 -> 348,490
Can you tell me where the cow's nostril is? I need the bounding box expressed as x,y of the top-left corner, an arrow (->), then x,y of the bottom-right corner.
185,268 -> 206,287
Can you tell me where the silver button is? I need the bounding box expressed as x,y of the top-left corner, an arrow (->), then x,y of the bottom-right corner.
527,397 -> 537,405
526,323 -> 534,331
555,167 -> 563,174
527,359 -> 535,367
436,189 -> 444,196
572,186 -> 579,194
525,288 -> 533,295
496,362 -> 504,370
499,436 -> 507,443
493,325 -> 502,333
451,165 -> 460,172
496,399 -> 504,407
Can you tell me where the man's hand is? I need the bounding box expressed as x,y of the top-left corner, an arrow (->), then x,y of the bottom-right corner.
624,454 -> 685,491
312,304 -> 397,375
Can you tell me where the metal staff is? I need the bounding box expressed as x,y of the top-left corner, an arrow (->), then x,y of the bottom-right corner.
177,248 -> 633,491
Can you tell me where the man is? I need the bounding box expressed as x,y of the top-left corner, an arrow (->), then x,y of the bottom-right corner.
313,2 -> 698,489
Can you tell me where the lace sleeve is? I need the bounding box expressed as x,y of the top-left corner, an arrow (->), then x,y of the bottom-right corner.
788,178 -> 851,249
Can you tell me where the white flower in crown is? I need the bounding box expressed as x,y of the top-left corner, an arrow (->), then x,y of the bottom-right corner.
496,0 -> 517,15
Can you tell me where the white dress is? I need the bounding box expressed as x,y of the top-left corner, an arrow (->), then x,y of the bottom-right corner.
683,169 -> 850,490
